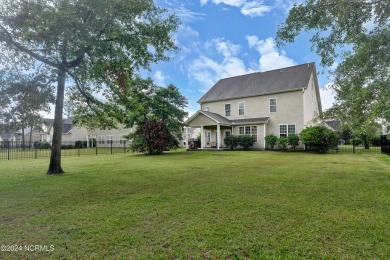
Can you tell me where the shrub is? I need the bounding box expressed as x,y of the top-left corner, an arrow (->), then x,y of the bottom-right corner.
265,134 -> 278,150
352,139 -> 362,146
277,137 -> 288,151
238,135 -> 254,150
74,141 -> 83,148
287,134 -> 300,150
300,126 -> 339,153
34,142 -> 51,149
224,135 -> 240,150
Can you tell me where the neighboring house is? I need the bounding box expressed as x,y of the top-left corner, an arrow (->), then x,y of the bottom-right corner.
22,117 -> 132,147
185,62 -> 323,150
0,131 -> 19,142
180,127 -> 200,147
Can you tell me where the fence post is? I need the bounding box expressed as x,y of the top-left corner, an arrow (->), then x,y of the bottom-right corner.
7,141 -> 10,160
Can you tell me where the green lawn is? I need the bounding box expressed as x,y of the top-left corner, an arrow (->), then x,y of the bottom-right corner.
1,150 -> 389,259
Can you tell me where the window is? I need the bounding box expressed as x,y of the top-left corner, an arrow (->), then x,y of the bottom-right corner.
204,106 -> 210,112
98,136 -> 105,144
238,102 -> 245,115
280,124 -> 295,138
270,98 -> 277,112
225,104 -> 231,116
120,137 -> 126,144
238,126 -> 258,142
107,135 -> 113,144
251,126 -> 257,142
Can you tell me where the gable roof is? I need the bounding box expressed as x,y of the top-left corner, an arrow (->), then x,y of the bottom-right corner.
186,110 -> 270,126
198,62 -> 316,103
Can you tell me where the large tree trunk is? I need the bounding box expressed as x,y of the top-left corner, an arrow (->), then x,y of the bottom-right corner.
22,126 -> 25,150
47,69 -> 66,174
29,126 -> 33,150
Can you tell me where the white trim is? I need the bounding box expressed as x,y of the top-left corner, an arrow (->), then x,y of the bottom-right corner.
238,101 -> 245,116
269,98 -> 277,113
278,123 -> 296,138
224,103 -> 231,117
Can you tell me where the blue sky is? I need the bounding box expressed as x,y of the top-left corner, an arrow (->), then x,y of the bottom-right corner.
147,0 -> 336,117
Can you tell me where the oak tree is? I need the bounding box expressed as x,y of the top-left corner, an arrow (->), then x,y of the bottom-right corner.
0,0 -> 179,173
276,0 -> 389,130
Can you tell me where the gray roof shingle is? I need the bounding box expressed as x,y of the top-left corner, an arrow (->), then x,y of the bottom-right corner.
198,62 -> 315,103
193,111 -> 270,126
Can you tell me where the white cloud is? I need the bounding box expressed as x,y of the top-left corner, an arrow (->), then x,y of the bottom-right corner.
241,2 -> 272,17
320,83 -> 336,110
154,70 -> 166,86
246,35 -> 296,71
188,38 -> 252,92
200,0 -> 271,17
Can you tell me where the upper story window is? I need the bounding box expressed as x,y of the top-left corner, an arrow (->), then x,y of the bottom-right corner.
280,124 -> 295,138
270,98 -> 277,112
225,104 -> 231,116
204,106 -> 210,112
238,102 -> 245,115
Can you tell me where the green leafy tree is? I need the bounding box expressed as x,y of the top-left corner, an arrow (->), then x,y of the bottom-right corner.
0,72 -> 55,149
277,0 -> 389,128
301,126 -> 339,153
265,134 -> 278,150
0,0 -> 178,174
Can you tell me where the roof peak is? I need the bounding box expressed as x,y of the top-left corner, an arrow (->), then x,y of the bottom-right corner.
219,62 -> 315,81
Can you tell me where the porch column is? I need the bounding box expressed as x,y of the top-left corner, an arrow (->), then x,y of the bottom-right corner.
217,124 -> 221,150
263,123 -> 266,149
185,127 -> 189,150
200,126 -> 204,149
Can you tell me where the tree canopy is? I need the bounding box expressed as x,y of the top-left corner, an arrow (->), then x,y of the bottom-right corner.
0,0 -> 179,173
276,0 -> 389,131
0,72 -> 54,131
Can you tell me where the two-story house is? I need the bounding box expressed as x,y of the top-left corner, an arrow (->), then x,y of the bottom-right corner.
184,62 -> 323,149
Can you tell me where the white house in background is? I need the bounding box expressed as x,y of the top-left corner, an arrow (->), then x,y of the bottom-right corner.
185,62 -> 323,150
23,117 -> 132,147
180,127 -> 200,147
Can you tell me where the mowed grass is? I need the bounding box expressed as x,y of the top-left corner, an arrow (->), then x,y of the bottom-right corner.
0,150 -> 389,259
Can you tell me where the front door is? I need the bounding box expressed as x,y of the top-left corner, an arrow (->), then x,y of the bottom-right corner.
205,130 -> 211,147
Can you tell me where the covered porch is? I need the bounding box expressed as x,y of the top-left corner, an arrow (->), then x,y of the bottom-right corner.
184,110 -> 270,150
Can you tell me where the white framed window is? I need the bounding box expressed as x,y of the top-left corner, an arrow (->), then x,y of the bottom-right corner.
238,102 -> 245,115
225,104 -> 231,116
251,126 -> 258,142
120,137 -> 126,144
238,125 -> 258,142
279,124 -> 295,138
270,98 -> 277,112
98,136 -> 105,144
107,135 -> 113,144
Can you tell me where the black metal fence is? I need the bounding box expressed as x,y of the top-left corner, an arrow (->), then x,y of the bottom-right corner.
333,134 -> 388,154
0,140 -> 130,161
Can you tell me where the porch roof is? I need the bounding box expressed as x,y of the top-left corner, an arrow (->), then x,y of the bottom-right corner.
185,110 -> 270,127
